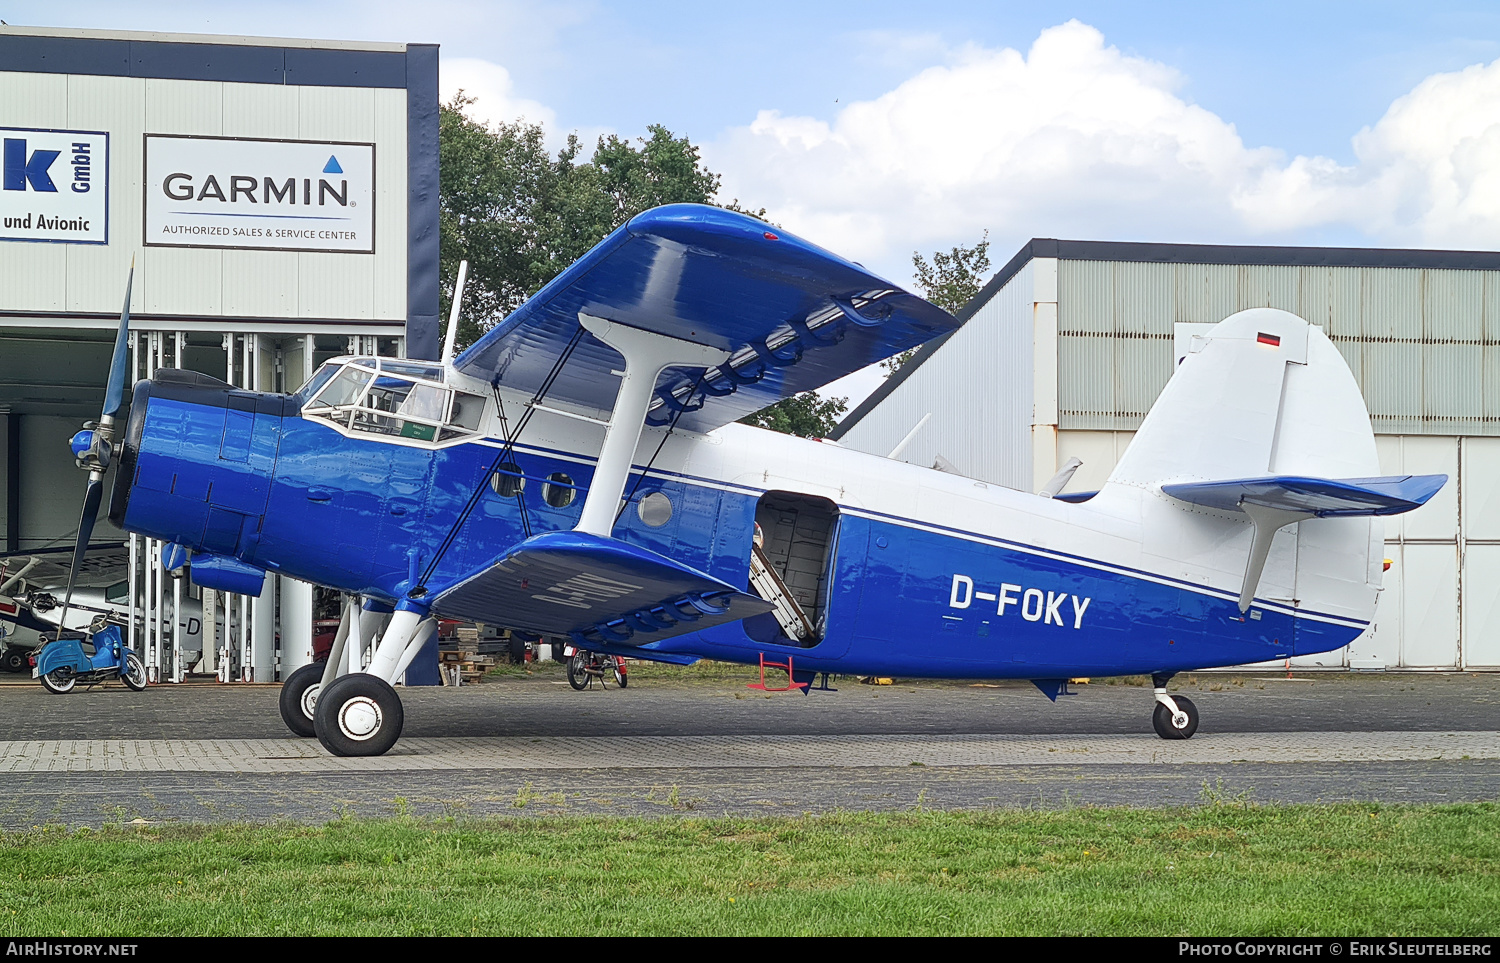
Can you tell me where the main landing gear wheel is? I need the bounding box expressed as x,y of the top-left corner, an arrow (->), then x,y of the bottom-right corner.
122,651 -> 148,692
40,667 -> 76,695
313,673 -> 404,757
278,661 -> 327,737
1152,694 -> 1199,740
1,649 -> 28,674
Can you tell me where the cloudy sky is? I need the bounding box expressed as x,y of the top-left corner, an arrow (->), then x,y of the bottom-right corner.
11,1 -> 1500,401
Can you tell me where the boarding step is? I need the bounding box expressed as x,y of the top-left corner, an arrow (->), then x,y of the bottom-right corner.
749,543 -> 814,642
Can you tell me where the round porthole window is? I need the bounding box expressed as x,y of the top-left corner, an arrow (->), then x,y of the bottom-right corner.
490,463 -> 524,498
543,472 -> 575,508
637,491 -> 673,527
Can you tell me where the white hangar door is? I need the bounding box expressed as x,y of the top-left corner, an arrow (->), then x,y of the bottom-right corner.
1461,438 -> 1500,668
1352,436 -> 1461,669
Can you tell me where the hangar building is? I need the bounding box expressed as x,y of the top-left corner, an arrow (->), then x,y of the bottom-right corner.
833,239 -> 1500,671
0,25 -> 440,682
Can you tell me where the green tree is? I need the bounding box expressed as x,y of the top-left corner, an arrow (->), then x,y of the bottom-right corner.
880,232 -> 992,377
738,391 -> 849,438
438,97 -> 723,350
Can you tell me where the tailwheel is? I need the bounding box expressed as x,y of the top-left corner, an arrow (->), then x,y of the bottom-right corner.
279,661 -> 327,737
1152,694 -> 1199,740
313,673 -> 404,757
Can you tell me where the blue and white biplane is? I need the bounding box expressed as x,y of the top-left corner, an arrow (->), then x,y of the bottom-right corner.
59,205 -> 1444,755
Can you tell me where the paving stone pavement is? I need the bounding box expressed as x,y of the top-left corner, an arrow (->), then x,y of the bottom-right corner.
1,730 -> 1497,773
0,670 -> 1496,826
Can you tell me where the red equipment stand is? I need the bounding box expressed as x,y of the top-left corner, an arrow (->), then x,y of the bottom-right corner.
746,652 -> 808,692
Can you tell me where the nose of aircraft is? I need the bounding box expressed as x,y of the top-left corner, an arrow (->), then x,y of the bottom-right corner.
108,370 -> 290,563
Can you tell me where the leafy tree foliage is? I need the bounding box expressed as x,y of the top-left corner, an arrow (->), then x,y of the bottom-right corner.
437,95 -> 820,436
880,232 -> 993,377
738,391 -> 849,439
438,96 -> 722,350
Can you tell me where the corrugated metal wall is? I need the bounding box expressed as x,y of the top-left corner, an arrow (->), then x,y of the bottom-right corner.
0,71 -> 407,321
1058,261 -> 1500,435
837,263 -> 1036,490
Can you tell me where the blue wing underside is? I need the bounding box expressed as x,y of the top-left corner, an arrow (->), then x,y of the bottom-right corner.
432,531 -> 772,650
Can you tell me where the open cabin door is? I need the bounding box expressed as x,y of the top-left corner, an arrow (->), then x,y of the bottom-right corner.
747,491 -> 840,646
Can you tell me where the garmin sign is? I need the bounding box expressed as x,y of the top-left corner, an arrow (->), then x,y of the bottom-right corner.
1,127 -> 109,245
145,135 -> 375,253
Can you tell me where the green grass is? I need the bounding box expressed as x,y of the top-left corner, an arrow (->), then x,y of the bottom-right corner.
2,803 -> 1496,936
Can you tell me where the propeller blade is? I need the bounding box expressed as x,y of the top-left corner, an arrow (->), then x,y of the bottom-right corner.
102,259 -> 135,419
56,477 -> 104,634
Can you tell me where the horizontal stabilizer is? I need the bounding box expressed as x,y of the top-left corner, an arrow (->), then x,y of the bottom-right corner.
431,531 -> 772,647
1162,474 -> 1447,518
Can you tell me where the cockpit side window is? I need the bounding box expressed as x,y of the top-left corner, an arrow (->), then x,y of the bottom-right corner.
306,365 -> 371,410
293,362 -> 341,407
302,360 -> 487,446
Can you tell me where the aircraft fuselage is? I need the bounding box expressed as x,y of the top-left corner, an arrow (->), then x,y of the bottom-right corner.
109,362 -> 1371,682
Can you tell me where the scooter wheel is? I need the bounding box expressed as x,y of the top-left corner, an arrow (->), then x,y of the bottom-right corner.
40,668 -> 76,695
122,651 -> 148,692
566,654 -> 591,690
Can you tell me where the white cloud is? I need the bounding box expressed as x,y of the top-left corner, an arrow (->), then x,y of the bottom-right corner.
709,19 -> 1500,286
441,57 -> 559,130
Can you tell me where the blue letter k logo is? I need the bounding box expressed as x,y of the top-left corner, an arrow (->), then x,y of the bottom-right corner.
3,139 -> 60,192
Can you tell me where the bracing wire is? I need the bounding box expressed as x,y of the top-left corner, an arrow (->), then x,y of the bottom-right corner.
416,325 -> 587,592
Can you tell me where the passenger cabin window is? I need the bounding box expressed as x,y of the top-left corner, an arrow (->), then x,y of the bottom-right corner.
301,359 -> 487,445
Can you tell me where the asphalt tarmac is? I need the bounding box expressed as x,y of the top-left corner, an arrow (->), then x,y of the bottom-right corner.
1,668 -> 1496,827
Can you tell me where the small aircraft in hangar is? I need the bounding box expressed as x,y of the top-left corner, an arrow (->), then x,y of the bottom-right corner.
58,205 -> 1444,755
1,545 -> 204,673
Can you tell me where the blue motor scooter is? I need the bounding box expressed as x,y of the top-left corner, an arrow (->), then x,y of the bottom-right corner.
31,622 -> 148,694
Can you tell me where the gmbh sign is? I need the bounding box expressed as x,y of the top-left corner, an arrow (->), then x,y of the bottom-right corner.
0,127 -> 109,245
145,135 -> 375,254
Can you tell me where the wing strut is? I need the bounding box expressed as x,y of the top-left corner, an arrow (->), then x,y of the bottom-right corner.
1236,503 -> 1308,613
574,314 -> 728,537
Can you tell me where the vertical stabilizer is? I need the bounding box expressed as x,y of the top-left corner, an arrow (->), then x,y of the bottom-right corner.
1103,309 -> 1385,641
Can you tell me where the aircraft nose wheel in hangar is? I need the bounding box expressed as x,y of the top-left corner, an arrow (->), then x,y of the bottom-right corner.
313,674 -> 405,757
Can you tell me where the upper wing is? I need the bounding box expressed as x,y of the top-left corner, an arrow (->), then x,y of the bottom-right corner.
1161,474 -> 1447,517
453,204 -> 958,433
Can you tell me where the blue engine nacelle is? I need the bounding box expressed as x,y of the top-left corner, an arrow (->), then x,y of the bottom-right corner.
110,369 -> 287,577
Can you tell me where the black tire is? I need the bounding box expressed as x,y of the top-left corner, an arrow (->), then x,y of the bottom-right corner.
40,667 -> 76,695
0,648 -> 28,673
1152,694 -> 1199,740
121,651 -> 148,692
278,661 -> 327,737
313,673 -> 404,757
566,653 -> 591,690
613,660 -> 628,688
